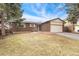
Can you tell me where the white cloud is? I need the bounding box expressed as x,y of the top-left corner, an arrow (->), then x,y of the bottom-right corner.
22,13 -> 47,23
31,4 -> 40,15
22,4 -> 67,23
30,4 -> 54,19
31,3 -> 47,18
22,13 -> 58,23
31,3 -> 65,19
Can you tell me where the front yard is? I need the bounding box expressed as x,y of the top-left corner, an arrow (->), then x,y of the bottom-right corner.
0,32 -> 79,56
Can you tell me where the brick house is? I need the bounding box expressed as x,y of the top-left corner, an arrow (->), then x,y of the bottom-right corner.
40,18 -> 64,32
0,18 -> 65,34
10,21 -> 39,32
9,18 -> 64,32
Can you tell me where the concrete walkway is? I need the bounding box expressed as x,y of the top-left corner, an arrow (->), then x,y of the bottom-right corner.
56,32 -> 79,40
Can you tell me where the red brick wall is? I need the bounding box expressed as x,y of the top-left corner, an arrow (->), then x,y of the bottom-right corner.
40,21 -> 50,32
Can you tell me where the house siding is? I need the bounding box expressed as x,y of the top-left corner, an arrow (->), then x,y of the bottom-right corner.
10,22 -> 17,31
40,21 -> 50,32
50,20 -> 64,32
10,22 -> 39,32
74,18 -> 79,32
74,24 -> 79,32
24,23 -> 38,32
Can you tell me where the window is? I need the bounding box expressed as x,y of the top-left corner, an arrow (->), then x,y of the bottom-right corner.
23,24 -> 26,28
29,24 -> 36,27
30,24 -> 32,27
33,24 -> 36,27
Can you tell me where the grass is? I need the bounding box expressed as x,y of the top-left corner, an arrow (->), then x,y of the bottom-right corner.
0,32 -> 79,56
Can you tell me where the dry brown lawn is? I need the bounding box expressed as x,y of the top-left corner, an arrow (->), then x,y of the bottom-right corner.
0,32 -> 79,56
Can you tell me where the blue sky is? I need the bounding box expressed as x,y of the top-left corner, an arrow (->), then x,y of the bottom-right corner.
21,3 -> 68,23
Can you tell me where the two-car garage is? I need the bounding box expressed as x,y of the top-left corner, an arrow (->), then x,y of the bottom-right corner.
40,18 -> 64,32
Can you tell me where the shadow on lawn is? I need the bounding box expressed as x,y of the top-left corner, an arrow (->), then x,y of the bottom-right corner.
0,31 -> 31,39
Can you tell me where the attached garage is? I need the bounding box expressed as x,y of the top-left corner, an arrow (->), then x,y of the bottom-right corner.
50,25 -> 62,32
40,18 -> 64,32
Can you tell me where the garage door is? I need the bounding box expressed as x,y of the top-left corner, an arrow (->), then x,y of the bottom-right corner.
50,25 -> 62,32
74,26 -> 79,32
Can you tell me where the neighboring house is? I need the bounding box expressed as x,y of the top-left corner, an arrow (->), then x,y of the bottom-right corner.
40,18 -> 64,32
64,18 -> 79,33
74,18 -> 79,32
64,20 -> 74,32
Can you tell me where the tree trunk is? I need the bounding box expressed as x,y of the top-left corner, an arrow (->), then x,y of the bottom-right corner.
1,18 -> 6,36
72,22 -> 75,32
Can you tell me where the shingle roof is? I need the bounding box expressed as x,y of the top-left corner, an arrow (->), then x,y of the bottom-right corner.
23,21 -> 41,25
41,18 -> 65,24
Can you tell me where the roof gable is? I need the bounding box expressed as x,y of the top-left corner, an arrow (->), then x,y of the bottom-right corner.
50,18 -> 63,23
41,18 -> 64,24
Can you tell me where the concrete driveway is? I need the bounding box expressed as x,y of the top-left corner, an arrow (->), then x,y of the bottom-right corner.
56,32 -> 79,40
